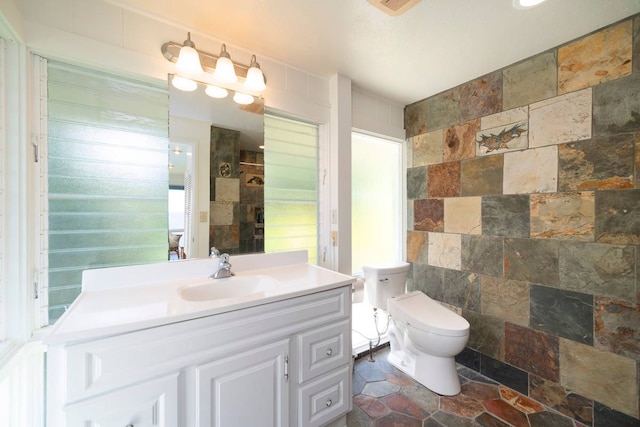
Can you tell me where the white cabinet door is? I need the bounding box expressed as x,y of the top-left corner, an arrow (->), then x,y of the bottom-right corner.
64,374 -> 179,427
195,339 -> 290,427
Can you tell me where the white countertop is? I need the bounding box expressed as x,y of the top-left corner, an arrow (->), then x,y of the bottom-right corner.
44,251 -> 355,345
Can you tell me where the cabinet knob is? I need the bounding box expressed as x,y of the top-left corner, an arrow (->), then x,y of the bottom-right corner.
326,348 -> 333,356
326,399 -> 333,407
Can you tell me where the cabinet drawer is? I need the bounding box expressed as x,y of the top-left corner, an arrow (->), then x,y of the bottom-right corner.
297,366 -> 351,427
298,318 -> 350,382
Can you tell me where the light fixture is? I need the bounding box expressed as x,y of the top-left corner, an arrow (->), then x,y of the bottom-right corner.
161,33 -> 267,105
233,92 -> 254,105
171,76 -> 198,91
175,32 -> 204,75
513,0 -> 547,9
205,85 -> 228,98
244,55 -> 266,92
213,44 -> 238,84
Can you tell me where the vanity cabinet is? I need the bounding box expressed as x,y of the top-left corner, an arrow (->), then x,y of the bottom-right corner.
47,285 -> 352,427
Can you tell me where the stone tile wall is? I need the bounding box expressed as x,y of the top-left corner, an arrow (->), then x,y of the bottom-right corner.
404,15 -> 640,426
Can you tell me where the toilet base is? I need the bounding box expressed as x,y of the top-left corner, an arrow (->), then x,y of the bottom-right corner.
387,348 -> 461,396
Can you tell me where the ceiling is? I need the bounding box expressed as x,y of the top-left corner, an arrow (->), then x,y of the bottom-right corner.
111,0 -> 640,105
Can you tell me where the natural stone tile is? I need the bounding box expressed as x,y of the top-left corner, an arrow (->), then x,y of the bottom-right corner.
593,72 -> 640,136
381,393 -> 429,420
531,285 -> 593,345
530,192 -> 595,241
477,107 -> 528,156
414,198 -> 444,232
444,196 -> 482,235
461,155 -> 504,197
505,322 -> 559,381
559,242 -> 635,301
528,411 -> 574,427
480,276 -> 529,327
428,232 -> 461,270
410,264 -> 444,301
345,405 -> 374,427
440,394 -> 484,418
635,133 -> 640,188
634,16 -> 640,74
407,200 -> 414,230
482,195 -> 530,238
503,146 -> 558,194
356,359 -> 388,382
499,386 -> 545,414
443,270 -> 480,311
426,87 -> 461,131
385,370 -> 413,387
407,231 -> 428,264
431,411 -> 477,427
362,380 -> 402,398
529,88 -> 592,148
483,398 -> 529,427
400,384 -> 440,414
595,297 -> 640,360
558,134 -> 635,191
210,201 -> 234,225
444,120 -> 479,162
215,177 -> 240,201
463,310 -> 505,360
558,20 -> 633,94
504,238 -> 559,286
475,412 -> 511,427
503,51 -> 558,110
412,130 -> 444,166
462,235 -> 504,278
353,393 -> 391,418
407,166 -> 428,199
405,99 -> 427,138
428,162 -> 461,198
593,401 -> 640,427
529,375 -> 593,425
460,381 -> 500,401
560,338 -> 638,418
595,189 -> 640,244
460,71 -> 503,122
481,354 -> 529,395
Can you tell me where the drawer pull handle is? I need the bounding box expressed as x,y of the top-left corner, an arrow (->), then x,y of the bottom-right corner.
326,348 -> 333,356
326,399 -> 332,407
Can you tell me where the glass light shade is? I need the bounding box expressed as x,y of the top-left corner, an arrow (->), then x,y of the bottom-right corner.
213,56 -> 238,83
205,85 -> 228,98
245,66 -> 266,92
513,0 -> 546,8
171,76 -> 198,91
233,92 -> 254,105
175,45 -> 204,75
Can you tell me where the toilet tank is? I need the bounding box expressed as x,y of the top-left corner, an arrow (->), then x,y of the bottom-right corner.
362,262 -> 410,311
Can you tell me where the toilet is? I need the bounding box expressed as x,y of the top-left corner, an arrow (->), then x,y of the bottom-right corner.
362,262 -> 470,396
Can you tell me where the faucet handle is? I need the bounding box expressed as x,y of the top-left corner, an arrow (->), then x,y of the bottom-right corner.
219,253 -> 230,264
210,247 -> 220,258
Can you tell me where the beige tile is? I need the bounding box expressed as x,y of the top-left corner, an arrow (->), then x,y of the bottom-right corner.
216,177 -> 240,201
210,201 -> 234,226
413,130 -> 443,166
529,89 -> 592,149
481,107 -> 529,130
530,192 -> 595,241
428,232 -> 461,270
503,146 -> 558,194
560,338 -> 638,418
480,276 -> 530,327
407,231 -> 428,264
444,197 -> 481,235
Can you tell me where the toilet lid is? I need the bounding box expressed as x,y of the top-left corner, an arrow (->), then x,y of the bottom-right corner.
389,291 -> 469,337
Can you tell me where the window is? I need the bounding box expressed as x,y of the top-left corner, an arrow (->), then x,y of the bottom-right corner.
351,132 -> 403,274
45,61 -> 169,324
263,115 -> 319,264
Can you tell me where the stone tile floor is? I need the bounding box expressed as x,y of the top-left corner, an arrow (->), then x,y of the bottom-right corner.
347,346 -> 585,427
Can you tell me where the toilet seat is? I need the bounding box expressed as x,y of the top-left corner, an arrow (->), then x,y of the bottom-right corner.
388,291 -> 469,337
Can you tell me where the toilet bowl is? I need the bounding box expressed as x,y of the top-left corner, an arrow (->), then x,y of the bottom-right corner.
362,262 -> 470,396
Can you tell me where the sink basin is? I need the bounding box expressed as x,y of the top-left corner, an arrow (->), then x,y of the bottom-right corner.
179,275 -> 278,302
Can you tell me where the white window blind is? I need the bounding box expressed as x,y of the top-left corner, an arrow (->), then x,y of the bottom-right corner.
263,115 -> 318,264
0,38 -> 5,341
46,61 -> 169,323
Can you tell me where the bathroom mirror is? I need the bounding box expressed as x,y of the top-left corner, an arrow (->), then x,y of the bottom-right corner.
169,76 -> 265,259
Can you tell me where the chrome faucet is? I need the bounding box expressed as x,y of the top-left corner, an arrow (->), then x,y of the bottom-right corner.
211,253 -> 234,279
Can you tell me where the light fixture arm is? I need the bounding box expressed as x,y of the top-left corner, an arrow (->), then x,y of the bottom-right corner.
162,40 -> 265,83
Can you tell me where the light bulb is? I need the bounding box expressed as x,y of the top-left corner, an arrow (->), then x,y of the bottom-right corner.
171,76 -> 197,91
513,0 -> 546,8
244,55 -> 266,92
212,44 -> 238,84
233,92 -> 254,105
205,85 -> 228,98
175,33 -> 203,75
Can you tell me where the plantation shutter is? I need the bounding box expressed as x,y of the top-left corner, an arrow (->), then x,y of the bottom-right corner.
46,61 -> 169,323
263,115 -> 318,264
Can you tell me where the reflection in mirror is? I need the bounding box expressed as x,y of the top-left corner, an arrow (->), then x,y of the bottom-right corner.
169,75 -> 265,259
